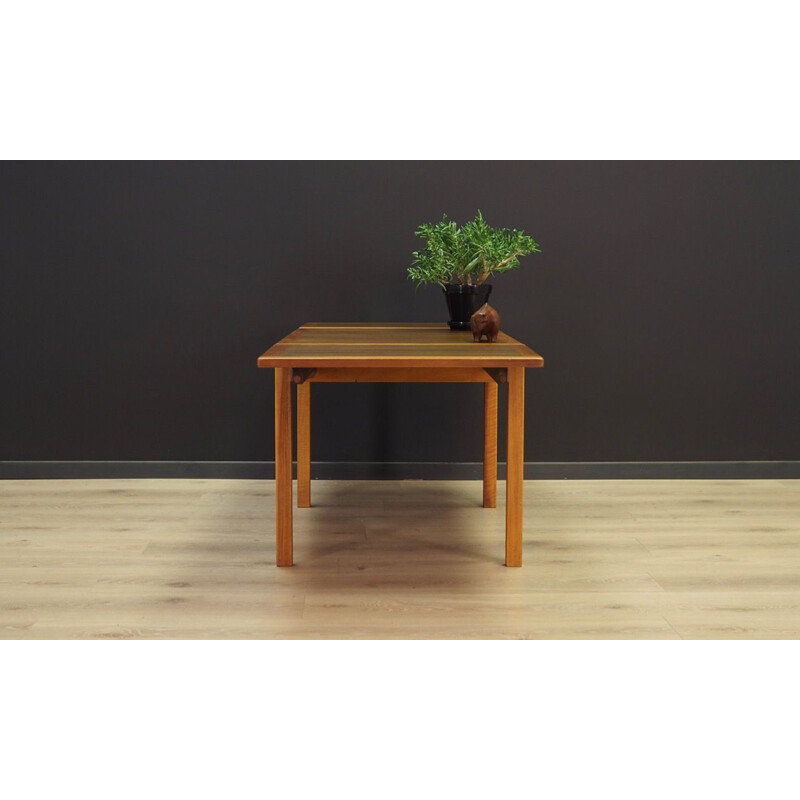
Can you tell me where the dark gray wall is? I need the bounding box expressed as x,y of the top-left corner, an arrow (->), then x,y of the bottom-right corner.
2,161 -> 799,466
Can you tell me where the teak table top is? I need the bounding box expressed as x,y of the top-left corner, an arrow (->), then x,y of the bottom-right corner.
257,322 -> 545,369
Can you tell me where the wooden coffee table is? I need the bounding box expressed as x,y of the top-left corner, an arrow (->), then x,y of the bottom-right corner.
257,323 -> 544,566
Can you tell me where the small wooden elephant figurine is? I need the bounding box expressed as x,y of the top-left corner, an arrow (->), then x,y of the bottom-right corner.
470,303 -> 501,342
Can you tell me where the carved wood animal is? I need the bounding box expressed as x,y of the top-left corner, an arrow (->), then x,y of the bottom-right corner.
470,303 -> 501,343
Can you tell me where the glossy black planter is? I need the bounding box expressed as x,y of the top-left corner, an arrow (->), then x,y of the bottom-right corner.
443,284 -> 492,330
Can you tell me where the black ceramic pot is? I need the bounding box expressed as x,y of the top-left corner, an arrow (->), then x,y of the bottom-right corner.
443,284 -> 492,330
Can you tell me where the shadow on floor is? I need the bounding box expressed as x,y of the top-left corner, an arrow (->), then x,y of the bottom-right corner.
300,481 -> 502,568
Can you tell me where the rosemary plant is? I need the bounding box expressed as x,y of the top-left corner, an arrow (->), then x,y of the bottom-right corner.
408,211 -> 541,289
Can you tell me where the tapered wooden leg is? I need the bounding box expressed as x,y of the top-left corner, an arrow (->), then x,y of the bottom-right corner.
274,367 -> 293,566
505,367 -> 525,567
297,381 -> 311,508
483,381 -> 498,508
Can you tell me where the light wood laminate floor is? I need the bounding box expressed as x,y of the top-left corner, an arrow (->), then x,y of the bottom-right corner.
1,479 -> 799,639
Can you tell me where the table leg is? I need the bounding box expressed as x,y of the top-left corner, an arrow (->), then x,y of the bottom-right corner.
483,381 -> 498,508
275,367 -> 293,566
297,381 -> 311,508
505,367 -> 525,567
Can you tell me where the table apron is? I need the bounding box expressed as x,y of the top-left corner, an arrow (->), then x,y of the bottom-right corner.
303,367 -> 497,383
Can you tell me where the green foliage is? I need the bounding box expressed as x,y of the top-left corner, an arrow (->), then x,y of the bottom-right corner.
408,211 -> 541,289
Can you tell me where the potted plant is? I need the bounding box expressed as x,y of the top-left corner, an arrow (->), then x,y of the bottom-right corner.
408,211 -> 541,329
